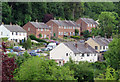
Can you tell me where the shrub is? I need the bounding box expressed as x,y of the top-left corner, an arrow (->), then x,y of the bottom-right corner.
29,34 -> 48,43
70,36 -> 81,39
2,37 -> 8,41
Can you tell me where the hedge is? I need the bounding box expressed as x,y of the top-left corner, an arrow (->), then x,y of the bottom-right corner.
29,34 -> 48,43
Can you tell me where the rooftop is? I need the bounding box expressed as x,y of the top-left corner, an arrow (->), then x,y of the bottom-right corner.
4,25 -> 26,32
30,22 -> 50,29
81,18 -> 98,25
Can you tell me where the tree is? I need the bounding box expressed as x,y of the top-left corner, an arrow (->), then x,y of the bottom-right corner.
39,33 -> 42,38
75,29 -> 79,36
23,38 -> 32,50
98,12 -> 119,38
96,66 -> 119,80
64,58 -> 94,81
83,30 -> 90,38
1,41 -> 17,80
14,57 -> 75,80
43,14 -> 54,23
104,36 -> 120,70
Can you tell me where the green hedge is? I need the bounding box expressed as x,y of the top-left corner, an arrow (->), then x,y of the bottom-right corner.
70,36 -> 81,39
29,34 -> 48,43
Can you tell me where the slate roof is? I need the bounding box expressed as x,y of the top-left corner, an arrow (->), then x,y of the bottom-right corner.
81,18 -> 98,25
4,25 -> 26,32
51,20 -> 80,27
30,22 -> 50,29
64,42 -> 97,54
92,37 -> 112,46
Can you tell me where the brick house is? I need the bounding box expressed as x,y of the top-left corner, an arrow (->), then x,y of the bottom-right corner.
46,20 -> 80,38
23,22 -> 51,39
76,18 -> 98,32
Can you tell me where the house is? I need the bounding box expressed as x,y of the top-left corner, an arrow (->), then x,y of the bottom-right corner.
0,24 -> 27,42
76,18 -> 98,32
46,19 -> 80,38
85,36 -> 113,53
23,21 -> 51,39
50,42 -> 98,65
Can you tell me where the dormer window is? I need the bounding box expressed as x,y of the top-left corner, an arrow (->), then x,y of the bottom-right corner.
82,53 -> 84,57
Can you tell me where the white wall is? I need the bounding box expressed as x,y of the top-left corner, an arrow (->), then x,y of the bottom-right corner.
0,25 -> 10,38
50,43 -> 98,65
9,32 -> 27,42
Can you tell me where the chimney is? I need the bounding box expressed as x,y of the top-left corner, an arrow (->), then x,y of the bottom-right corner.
84,43 -> 88,48
36,19 -> 38,22
10,22 -> 12,25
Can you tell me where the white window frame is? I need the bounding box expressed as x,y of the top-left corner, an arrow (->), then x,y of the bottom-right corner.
59,32 -> 61,35
38,28 -> 39,31
41,29 -> 43,31
28,28 -> 30,31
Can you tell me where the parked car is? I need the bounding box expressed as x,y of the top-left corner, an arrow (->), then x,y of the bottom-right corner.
46,43 -> 56,50
18,52 -> 24,56
36,49 -> 42,53
13,46 -> 25,52
30,52 -> 40,56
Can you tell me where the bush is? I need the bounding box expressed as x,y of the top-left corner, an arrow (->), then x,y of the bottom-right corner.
2,37 -> 8,41
29,34 -> 48,43
70,36 -> 81,39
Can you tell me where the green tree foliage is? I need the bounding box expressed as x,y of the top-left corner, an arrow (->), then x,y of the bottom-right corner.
75,29 -> 79,36
23,38 -> 32,50
98,12 -> 119,38
64,59 -> 94,81
96,66 -> 119,80
104,36 -> 120,70
14,57 -> 75,80
83,30 -> 90,38
91,28 -> 104,37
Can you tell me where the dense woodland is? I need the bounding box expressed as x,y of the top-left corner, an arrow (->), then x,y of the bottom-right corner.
2,2 -> 120,26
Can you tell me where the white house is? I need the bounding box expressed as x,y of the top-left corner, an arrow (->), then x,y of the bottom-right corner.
0,24 -> 27,42
50,42 -> 98,65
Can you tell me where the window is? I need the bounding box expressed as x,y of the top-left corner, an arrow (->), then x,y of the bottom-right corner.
61,32 -> 63,35
69,27 -> 71,29
103,46 -> 105,49
93,25 -> 95,27
44,34 -> 46,38
73,27 -> 75,29
95,46 -> 98,50
82,53 -> 84,57
12,32 -> 14,35
19,33 -> 21,36
16,32 -> 18,35
28,28 -> 30,31
45,29 -> 46,31
88,24 -> 90,27
64,27 -> 66,29
87,54 -> 89,57
94,54 -> 96,56
75,54 -> 76,56
91,24 -> 92,27
66,53 -> 68,56
41,29 -> 43,31
59,61 -> 61,64
38,28 -> 39,31
1,32 -> 3,35
59,32 -> 61,35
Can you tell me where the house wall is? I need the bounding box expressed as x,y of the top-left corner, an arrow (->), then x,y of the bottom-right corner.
46,20 -> 80,38
50,43 -> 98,65
9,32 -> 27,42
86,38 -> 100,52
86,38 -> 108,52
76,18 -> 96,32
46,20 -> 58,38
23,22 -> 36,36
36,28 -> 51,39
0,25 -> 10,38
